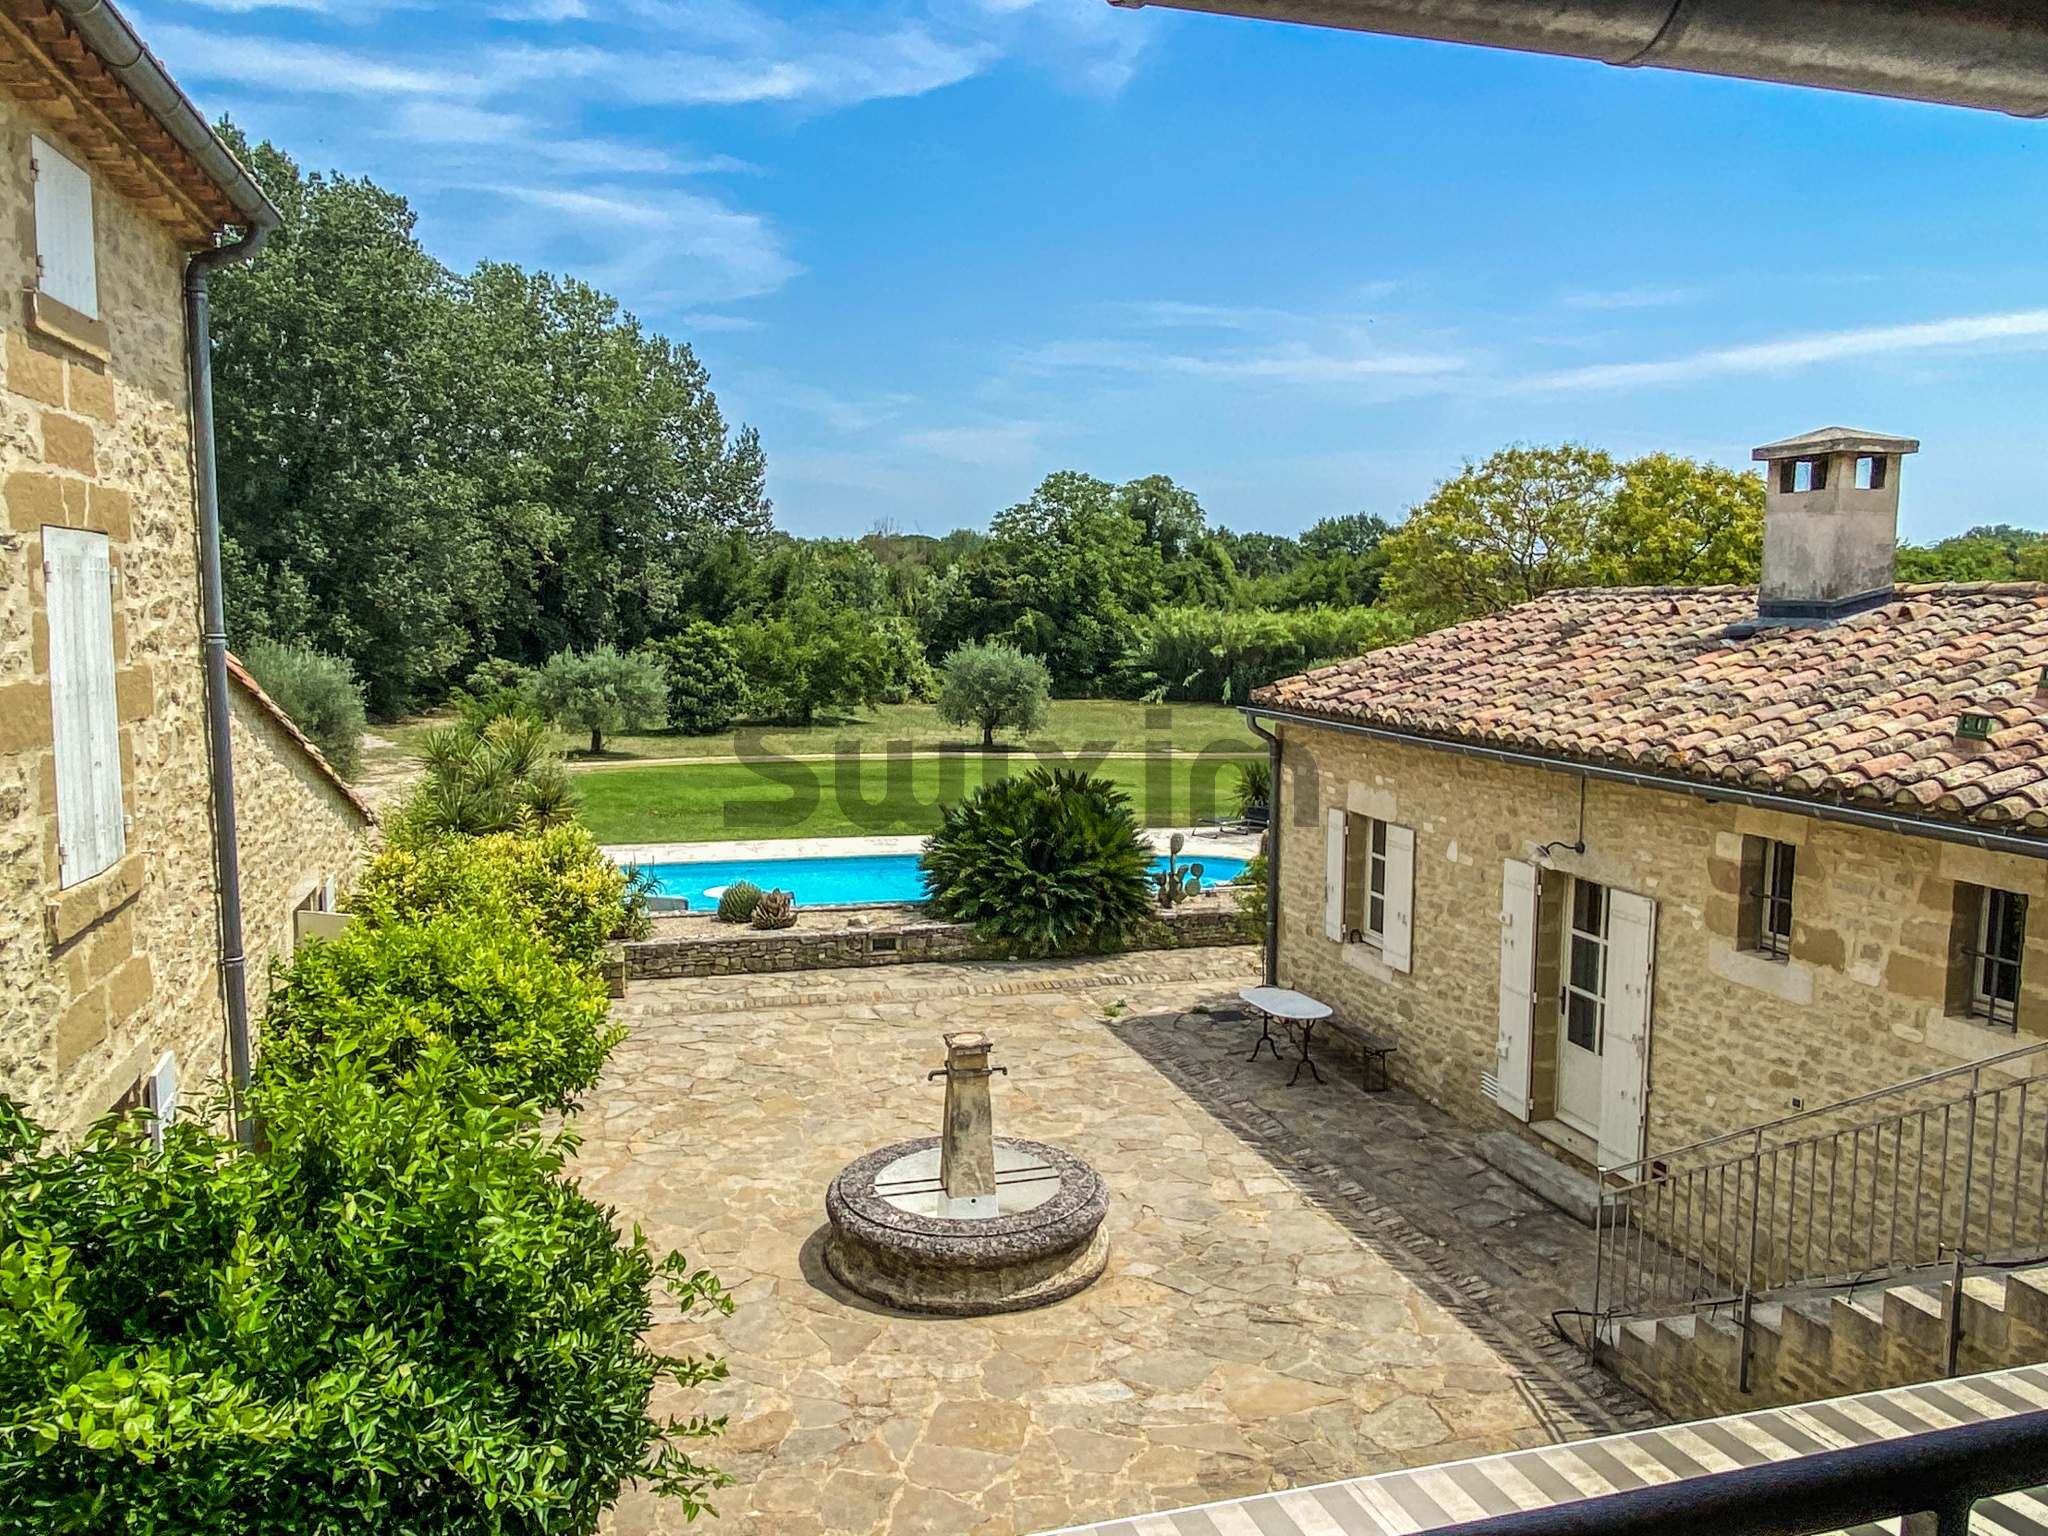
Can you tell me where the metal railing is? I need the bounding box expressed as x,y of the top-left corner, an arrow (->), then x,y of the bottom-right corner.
1594,1038 -> 2048,1380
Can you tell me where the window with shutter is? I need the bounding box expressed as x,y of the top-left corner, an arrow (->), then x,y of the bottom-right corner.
1324,808 -> 1346,942
31,136 -> 97,319
1380,823 -> 1415,973
44,527 -> 125,886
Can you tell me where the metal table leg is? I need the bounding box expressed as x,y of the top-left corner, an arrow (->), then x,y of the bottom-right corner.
1249,1009 -> 1282,1063
1287,1018 -> 1325,1086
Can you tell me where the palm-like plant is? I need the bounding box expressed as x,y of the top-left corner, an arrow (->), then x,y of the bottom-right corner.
392,712 -> 580,841
920,768 -> 1155,957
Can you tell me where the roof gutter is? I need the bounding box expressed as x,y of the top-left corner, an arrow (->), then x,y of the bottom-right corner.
48,0 -> 283,228
1110,0 -> 2048,118
1243,704 -> 2048,863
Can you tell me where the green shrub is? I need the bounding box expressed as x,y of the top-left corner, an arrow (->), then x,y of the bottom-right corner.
640,625 -> 747,736
240,640 -> 368,780
351,822 -> 632,972
391,711 -> 580,839
0,1060 -> 732,1534
463,656 -> 536,697
261,913 -> 618,1111
714,881 -> 762,924
532,646 -> 668,755
920,768 -> 1154,957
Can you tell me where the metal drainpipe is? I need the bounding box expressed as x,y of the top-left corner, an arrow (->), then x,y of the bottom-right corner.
187,225 -> 274,1139
1246,713 -> 1281,987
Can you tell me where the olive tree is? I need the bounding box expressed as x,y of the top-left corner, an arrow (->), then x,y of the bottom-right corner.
532,646 -> 669,755
935,642 -> 1052,749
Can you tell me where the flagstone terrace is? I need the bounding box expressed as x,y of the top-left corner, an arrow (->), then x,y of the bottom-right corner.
579,947 -> 1652,1536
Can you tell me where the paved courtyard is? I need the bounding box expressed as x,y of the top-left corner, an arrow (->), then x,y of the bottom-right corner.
579,947 -> 1651,1536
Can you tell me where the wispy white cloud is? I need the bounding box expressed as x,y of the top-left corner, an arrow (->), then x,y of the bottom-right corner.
149,23 -> 468,93
1523,307 -> 2048,391
1022,336 -> 1466,384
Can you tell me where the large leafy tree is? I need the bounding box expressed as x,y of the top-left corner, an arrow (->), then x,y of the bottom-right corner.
1591,454 -> 1764,586
1381,444 -> 1619,624
208,129 -> 768,715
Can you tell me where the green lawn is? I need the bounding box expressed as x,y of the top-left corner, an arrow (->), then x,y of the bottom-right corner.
375,699 -> 1263,768
574,749 -> 1265,845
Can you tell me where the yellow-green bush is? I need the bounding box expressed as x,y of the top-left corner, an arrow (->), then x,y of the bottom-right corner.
349,822 -> 640,972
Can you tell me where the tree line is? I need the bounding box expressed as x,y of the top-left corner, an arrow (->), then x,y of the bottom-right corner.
209,131 -> 2041,743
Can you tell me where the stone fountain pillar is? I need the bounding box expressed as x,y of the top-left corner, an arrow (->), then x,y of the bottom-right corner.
937,1031 -> 1000,1218
822,1031 -> 1110,1316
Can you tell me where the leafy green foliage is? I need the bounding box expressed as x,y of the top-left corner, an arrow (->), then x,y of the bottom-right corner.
210,129 -> 767,715
640,624 -> 748,735
714,882 -> 763,924
1233,852 -> 1269,940
0,1057 -> 732,1533
532,646 -> 670,754
1590,454 -> 1764,586
921,768 -> 1156,957
1122,606 -> 1413,704
239,640 -> 368,780
1234,760 -> 1271,816
390,709 -> 579,840
1381,445 -> 1620,625
935,642 -> 1052,748
1895,525 -> 2048,583
350,822 -> 633,972
261,914 -> 618,1111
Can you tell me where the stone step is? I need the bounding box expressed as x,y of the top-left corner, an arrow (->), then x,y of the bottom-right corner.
1601,1262 -> 2048,1418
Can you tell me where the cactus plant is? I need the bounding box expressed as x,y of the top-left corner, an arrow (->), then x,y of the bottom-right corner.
1153,833 -> 1205,908
715,881 -> 763,924
750,888 -> 796,930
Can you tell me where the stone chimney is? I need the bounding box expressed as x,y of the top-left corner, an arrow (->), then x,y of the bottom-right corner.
1751,426 -> 1920,623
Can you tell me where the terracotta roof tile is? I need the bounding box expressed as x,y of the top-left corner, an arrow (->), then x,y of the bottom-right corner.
1250,582 -> 2048,840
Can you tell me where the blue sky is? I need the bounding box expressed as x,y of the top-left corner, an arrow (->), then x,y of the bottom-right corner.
132,0 -> 2048,542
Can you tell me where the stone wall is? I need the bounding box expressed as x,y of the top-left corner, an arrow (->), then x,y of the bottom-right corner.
229,681 -> 371,1020
1273,720 -> 2048,1168
618,904 -> 1251,982
0,91 -> 367,1136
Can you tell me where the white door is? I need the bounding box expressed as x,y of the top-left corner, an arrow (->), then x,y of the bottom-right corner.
1599,890 -> 1657,1169
1556,876 -> 1608,1138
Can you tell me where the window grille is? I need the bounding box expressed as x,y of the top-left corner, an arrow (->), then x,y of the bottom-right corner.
1752,841 -> 1795,959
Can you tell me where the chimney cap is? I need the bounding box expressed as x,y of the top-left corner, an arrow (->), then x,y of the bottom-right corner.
1752,426 -> 1920,463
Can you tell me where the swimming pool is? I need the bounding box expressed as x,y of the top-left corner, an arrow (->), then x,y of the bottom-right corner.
639,850 -> 1250,909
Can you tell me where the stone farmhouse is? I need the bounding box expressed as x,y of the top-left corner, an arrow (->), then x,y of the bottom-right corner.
0,0 -> 369,1139
1248,426 -> 2048,1177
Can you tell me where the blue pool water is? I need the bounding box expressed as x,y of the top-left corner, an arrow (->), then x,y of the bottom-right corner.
642,851 -> 1249,908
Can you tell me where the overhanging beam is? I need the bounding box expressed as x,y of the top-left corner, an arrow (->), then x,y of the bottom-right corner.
1109,0 -> 2048,117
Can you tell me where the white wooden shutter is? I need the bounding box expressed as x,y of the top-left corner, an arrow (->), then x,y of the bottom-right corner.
31,136 -> 96,318
1382,823 -> 1415,973
1324,808 -> 1346,942
45,527 -> 124,886
1599,890 -> 1658,1169
1492,860 -> 1538,1120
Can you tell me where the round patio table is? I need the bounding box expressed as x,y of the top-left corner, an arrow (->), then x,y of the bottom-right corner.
1240,986 -> 1334,1086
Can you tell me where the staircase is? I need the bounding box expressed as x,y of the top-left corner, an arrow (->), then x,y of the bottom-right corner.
1602,1261 -> 2048,1419
1591,1038 -> 2048,1417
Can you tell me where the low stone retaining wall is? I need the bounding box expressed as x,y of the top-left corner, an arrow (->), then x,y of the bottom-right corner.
610,904 -> 1251,984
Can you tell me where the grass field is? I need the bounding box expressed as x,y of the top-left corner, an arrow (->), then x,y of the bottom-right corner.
374,699 -> 1264,768
574,748 -> 1266,845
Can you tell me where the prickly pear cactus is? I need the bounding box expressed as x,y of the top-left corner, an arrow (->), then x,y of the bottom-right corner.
716,880 -> 763,923
750,888 -> 797,930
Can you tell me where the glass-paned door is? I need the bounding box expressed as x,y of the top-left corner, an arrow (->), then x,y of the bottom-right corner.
1557,878 -> 1608,1136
